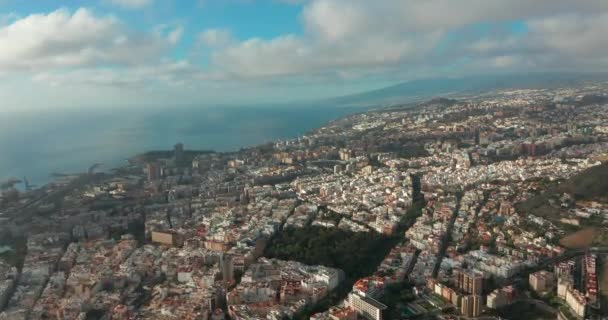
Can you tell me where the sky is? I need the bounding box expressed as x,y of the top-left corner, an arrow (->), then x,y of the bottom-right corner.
1,0 -> 608,111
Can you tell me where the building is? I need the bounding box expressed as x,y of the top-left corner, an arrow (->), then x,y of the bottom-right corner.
220,254 -> 234,283
455,269 -> 483,295
555,260 -> 575,279
151,231 -> 182,247
461,295 -> 482,317
565,286 -> 587,318
557,278 -> 573,299
486,286 -> 515,309
529,270 -> 554,294
348,292 -> 387,320
329,306 -> 358,320
450,290 -> 462,307
204,240 -> 231,252
486,290 -> 504,309
111,304 -> 130,320
146,162 -> 161,182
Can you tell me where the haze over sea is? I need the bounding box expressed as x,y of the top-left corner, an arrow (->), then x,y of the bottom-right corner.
0,104 -> 368,187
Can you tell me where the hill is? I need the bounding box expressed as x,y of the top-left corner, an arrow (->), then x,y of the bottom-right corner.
518,163 -> 608,215
555,163 -> 608,200
327,72 -> 608,108
516,163 -> 608,248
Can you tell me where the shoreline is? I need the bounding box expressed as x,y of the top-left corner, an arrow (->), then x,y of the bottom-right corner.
1,104 -> 373,190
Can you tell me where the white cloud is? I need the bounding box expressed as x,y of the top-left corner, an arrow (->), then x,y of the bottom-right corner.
526,13 -> 608,59
198,28 -> 234,48
154,23 -> 185,45
4,0 -> 608,110
200,0 -> 608,80
0,8 -> 171,72
167,26 -> 183,45
107,0 -> 152,10
465,12 -> 608,71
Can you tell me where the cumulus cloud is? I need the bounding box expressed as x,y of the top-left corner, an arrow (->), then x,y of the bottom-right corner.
527,13 -> 608,59
198,29 -> 234,48
0,8 -> 171,72
4,0 -> 608,107
464,12 -> 608,70
200,0 -> 608,80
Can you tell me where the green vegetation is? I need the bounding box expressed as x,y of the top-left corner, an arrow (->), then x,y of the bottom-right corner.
576,94 -> 608,107
518,164 -> 608,214
517,164 -> 608,229
493,301 -> 555,320
397,144 -> 430,159
265,226 -> 392,278
317,208 -> 344,225
376,143 -> 430,159
381,282 -> 416,319
269,224 -> 397,320
555,163 -> 608,200
267,200 -> 426,319
109,220 -> 146,244
0,234 -> 27,268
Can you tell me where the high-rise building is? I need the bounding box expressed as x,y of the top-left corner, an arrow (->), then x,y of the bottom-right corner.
529,270 -> 554,293
455,269 -> 483,295
565,286 -> 587,318
220,253 -> 234,283
348,292 -> 387,320
557,278 -> 573,299
461,295 -> 482,317
486,286 -> 515,309
486,290 -> 504,309
555,260 -> 575,279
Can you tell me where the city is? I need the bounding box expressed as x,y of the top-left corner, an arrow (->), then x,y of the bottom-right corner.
1,83 -> 608,320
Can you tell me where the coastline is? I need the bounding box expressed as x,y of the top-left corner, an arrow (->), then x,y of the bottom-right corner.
1,103 -> 372,189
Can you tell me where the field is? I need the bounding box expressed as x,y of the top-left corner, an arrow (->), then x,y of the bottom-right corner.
559,227 -> 602,249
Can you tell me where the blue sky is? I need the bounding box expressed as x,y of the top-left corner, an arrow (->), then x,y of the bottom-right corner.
0,0 -> 607,111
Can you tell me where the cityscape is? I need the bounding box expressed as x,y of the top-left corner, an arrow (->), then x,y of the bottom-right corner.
1,82 -> 608,320
3,1 -> 608,320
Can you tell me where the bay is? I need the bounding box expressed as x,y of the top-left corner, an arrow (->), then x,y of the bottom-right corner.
0,103 -> 368,187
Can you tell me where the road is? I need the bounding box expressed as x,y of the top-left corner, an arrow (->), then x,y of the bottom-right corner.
432,193 -> 463,278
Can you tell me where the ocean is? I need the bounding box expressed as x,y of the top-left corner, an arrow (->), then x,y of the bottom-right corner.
0,103 -> 368,187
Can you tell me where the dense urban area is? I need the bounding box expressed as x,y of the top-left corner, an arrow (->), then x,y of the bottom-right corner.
2,83 -> 608,320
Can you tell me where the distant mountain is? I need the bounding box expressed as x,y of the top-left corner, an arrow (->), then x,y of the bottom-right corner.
327,72 -> 608,108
